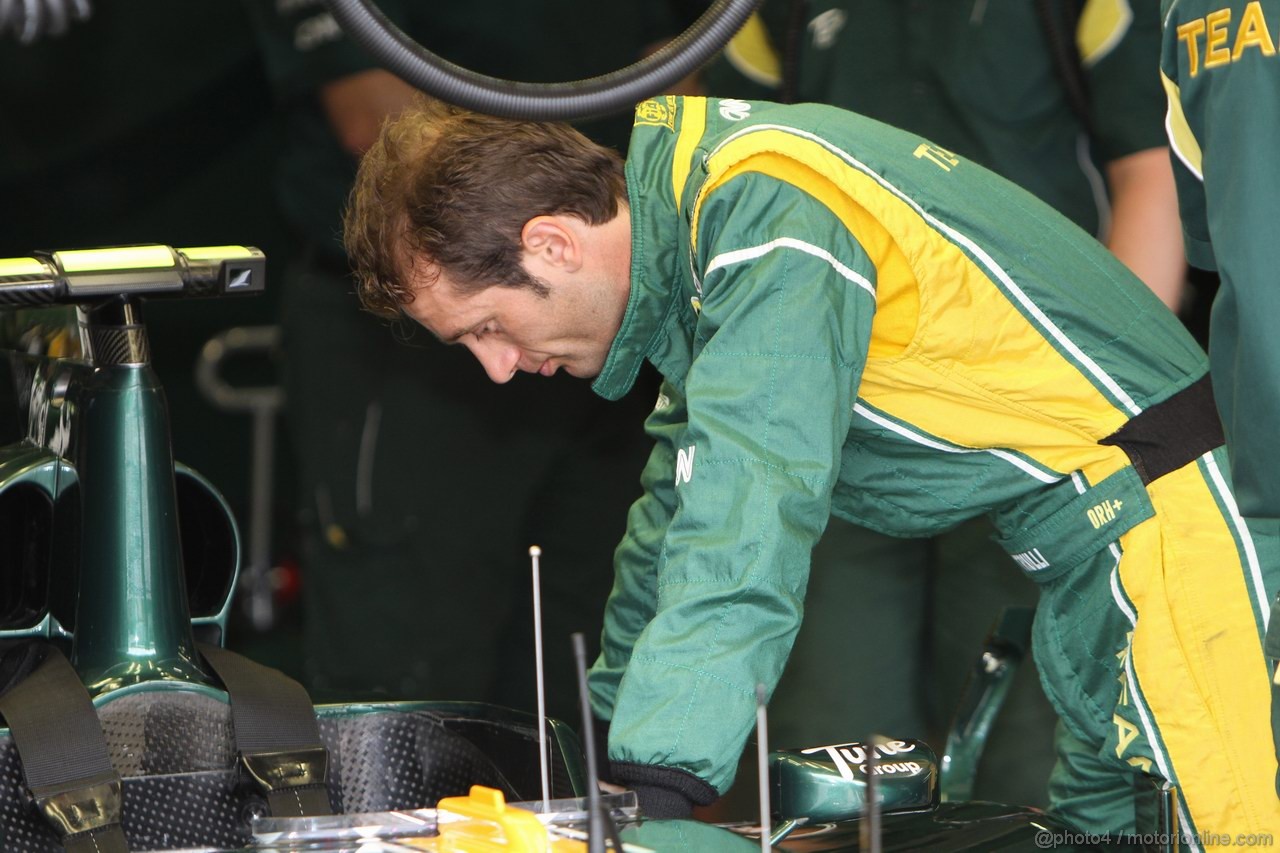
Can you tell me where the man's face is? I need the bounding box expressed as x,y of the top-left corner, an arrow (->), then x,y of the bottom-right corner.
404,262 -> 622,383
402,211 -> 631,384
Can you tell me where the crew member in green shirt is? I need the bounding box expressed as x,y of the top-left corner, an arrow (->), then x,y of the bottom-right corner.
1160,0 -> 1280,791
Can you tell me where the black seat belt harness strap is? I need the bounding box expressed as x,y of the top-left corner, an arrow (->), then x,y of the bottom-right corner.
0,644 -> 128,853
198,643 -> 332,817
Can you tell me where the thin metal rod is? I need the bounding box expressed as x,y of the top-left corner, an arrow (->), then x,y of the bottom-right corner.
769,818 -> 807,846
530,545 -> 550,811
862,735 -> 884,853
248,406 -> 276,630
572,633 -> 606,853
756,683 -> 772,853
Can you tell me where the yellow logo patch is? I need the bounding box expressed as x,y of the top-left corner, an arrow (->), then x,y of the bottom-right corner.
635,96 -> 678,131
913,143 -> 960,172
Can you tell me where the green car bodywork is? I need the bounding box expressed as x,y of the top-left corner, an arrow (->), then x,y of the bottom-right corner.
0,247 -> 590,849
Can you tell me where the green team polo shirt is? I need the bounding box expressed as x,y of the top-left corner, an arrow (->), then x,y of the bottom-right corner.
705,0 -> 1169,235
1160,0 -> 1280,523
244,0 -> 692,256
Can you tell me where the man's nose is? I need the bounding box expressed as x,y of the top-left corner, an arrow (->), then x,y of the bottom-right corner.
470,339 -> 522,384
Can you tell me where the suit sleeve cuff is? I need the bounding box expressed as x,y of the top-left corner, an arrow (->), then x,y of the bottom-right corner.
610,761 -> 719,819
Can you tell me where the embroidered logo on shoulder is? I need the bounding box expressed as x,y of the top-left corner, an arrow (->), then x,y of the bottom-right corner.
809,9 -> 847,50
635,96 -> 678,131
718,99 -> 752,121
913,143 -> 960,172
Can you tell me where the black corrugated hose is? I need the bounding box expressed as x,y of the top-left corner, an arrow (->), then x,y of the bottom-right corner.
323,0 -> 762,121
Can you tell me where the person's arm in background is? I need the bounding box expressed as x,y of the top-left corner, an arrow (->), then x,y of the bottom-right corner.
1082,0 -> 1186,311
1104,145 -> 1186,310
320,69 -> 419,157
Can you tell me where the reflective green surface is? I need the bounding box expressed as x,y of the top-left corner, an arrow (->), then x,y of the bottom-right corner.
70,364 -> 210,692
940,606 -> 1034,802
0,343 -> 240,686
772,739 -> 938,823
0,442 -> 71,639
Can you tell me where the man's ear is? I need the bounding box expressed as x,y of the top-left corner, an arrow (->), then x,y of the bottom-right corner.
521,215 -> 583,273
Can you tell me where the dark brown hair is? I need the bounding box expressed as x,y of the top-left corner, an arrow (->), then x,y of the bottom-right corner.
344,97 -> 627,318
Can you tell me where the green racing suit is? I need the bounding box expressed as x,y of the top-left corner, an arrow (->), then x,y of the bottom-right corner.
587,96 -> 1279,835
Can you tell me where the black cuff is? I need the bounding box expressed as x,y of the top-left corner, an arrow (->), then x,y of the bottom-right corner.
630,783 -> 695,819
610,762 -> 718,819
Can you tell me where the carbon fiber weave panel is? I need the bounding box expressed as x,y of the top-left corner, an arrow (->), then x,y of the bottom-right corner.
0,692 -> 562,851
